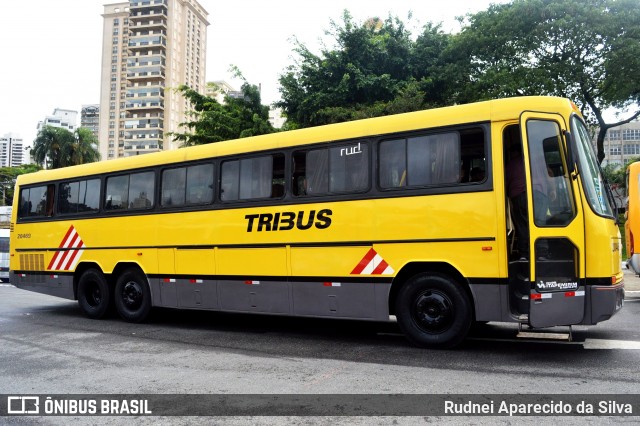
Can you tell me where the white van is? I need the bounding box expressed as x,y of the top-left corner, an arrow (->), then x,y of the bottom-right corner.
0,228 -> 9,282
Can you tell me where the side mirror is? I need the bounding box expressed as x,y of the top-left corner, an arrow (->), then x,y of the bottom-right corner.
563,130 -> 577,177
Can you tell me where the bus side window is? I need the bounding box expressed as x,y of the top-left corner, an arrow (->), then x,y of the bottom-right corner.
18,185 -> 54,219
105,175 -> 130,210
293,143 -> 368,196
379,132 -> 462,188
221,154 -> 284,201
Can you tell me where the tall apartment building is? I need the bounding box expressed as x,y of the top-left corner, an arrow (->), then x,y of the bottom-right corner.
81,105 -> 100,139
99,0 -> 209,160
0,133 -> 27,167
602,121 -> 640,167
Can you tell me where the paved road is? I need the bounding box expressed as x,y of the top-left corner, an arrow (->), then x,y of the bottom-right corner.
0,284 -> 639,424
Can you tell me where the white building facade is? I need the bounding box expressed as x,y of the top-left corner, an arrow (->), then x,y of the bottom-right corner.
0,133 -> 28,167
601,121 -> 640,168
37,108 -> 78,134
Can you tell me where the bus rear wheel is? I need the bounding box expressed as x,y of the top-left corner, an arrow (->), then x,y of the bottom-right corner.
114,269 -> 151,323
395,272 -> 472,349
77,268 -> 111,319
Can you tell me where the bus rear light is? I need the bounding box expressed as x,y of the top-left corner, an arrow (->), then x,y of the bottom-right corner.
565,291 -> 575,297
530,293 -> 542,300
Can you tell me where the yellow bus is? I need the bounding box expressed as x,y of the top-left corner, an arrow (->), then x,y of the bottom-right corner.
625,161 -> 640,274
10,96 -> 624,348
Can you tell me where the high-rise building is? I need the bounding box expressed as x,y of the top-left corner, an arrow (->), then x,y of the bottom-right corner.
81,105 -> 100,139
99,0 -> 209,160
0,133 -> 27,167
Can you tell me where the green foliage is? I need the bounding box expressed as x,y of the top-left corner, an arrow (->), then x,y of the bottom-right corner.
31,126 -> 100,169
275,1 -> 640,162
276,12 -> 452,127
171,78 -> 276,147
64,127 -> 101,166
448,0 -> 640,162
0,164 -> 41,206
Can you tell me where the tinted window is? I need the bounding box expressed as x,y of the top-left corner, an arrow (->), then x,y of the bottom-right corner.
186,164 -> 214,204
18,185 -> 54,218
293,142 -> 369,196
105,171 -> 155,211
379,132 -> 461,189
58,179 -> 100,214
161,168 -> 186,206
162,163 -> 214,207
526,120 -> 575,226
105,175 -> 129,210
221,154 -> 284,201
129,172 -> 154,209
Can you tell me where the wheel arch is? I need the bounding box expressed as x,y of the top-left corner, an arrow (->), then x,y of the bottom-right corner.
388,261 -> 476,319
74,262 -> 105,300
111,261 -> 147,280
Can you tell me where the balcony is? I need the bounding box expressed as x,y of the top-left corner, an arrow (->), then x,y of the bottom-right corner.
129,7 -> 168,22
128,35 -> 166,50
129,19 -> 167,30
130,0 -> 167,8
126,100 -> 164,111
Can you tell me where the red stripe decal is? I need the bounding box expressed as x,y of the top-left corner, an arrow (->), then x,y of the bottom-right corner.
371,259 -> 389,275
351,248 -> 377,274
59,226 -> 76,248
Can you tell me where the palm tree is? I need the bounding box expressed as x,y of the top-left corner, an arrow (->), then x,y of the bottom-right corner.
31,126 -> 100,169
31,125 -> 75,169
65,127 -> 101,166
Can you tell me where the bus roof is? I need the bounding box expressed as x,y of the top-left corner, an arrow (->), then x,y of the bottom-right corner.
17,96 -> 576,186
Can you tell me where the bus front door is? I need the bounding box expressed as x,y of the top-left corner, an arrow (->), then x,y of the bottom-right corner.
520,113 -> 586,328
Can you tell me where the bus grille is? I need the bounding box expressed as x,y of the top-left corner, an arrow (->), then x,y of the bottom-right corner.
20,254 -> 45,271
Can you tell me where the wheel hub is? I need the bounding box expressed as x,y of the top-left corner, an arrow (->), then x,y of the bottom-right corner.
122,281 -> 142,308
412,290 -> 454,334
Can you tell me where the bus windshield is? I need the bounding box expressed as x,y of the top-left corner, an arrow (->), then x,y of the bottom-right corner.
571,116 -> 614,218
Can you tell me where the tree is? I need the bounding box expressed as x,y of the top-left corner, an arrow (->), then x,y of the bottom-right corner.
449,0 -> 640,162
171,73 -> 276,147
64,127 -> 101,166
276,12 -> 449,127
31,125 -> 74,169
31,126 -> 100,169
0,164 -> 41,206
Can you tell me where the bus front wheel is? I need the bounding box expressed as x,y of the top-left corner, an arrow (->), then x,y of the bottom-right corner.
114,269 -> 151,323
77,268 -> 111,319
395,272 -> 472,349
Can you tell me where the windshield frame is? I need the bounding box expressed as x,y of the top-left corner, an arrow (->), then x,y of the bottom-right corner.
570,114 -> 615,219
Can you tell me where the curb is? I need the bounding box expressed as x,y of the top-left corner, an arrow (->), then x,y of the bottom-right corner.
625,290 -> 640,299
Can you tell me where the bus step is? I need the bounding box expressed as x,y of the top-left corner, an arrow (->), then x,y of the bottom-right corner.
516,331 -> 572,342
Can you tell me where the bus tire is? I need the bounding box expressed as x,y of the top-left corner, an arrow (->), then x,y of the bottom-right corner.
114,269 -> 151,323
77,268 -> 111,319
395,272 -> 472,349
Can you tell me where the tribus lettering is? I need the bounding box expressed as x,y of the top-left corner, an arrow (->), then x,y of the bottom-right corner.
245,209 -> 332,232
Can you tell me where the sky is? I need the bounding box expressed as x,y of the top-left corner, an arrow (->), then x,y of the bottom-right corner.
0,0 -> 508,148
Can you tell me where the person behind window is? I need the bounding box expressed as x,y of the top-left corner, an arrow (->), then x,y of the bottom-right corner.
506,142 -> 529,260
470,167 -> 485,182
